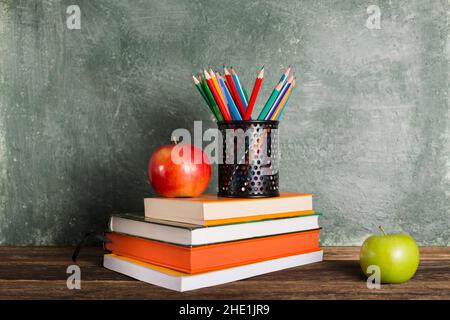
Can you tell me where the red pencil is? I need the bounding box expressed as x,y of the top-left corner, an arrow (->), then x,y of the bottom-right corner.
244,66 -> 264,120
224,67 -> 245,118
204,70 -> 231,121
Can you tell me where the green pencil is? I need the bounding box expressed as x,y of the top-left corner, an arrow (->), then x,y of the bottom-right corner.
243,86 -> 249,104
257,80 -> 284,120
192,75 -> 210,106
197,75 -> 224,122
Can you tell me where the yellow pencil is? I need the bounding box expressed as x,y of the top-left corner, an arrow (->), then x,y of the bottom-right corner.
209,69 -> 226,106
270,78 -> 295,120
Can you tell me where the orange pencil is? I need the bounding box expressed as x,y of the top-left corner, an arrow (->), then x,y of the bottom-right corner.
265,75 -> 294,120
209,69 -> 226,106
244,66 -> 264,120
270,78 -> 295,120
204,70 -> 231,121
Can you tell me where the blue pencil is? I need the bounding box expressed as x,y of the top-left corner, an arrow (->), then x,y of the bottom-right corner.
265,76 -> 294,120
275,79 -> 295,120
230,68 -> 248,110
218,74 -> 242,120
278,66 -> 290,88
275,95 -> 292,120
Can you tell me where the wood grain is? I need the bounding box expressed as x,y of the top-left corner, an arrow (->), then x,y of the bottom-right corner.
0,246 -> 448,300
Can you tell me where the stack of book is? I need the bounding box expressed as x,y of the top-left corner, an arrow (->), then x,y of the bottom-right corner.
103,193 -> 322,291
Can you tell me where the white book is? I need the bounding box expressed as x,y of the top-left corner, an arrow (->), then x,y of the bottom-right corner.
144,192 -> 313,225
103,250 -> 323,292
109,213 -> 320,246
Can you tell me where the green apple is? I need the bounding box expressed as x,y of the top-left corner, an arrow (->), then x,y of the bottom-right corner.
360,226 -> 420,284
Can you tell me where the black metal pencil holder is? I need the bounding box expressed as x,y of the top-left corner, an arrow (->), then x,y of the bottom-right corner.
218,120 -> 280,198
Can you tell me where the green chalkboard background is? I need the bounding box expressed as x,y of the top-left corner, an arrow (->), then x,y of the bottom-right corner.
0,0 -> 448,245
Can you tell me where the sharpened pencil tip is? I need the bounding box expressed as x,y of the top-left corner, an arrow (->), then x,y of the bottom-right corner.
276,81 -> 283,90
259,67 -> 265,78
192,75 -> 200,83
285,66 -> 291,76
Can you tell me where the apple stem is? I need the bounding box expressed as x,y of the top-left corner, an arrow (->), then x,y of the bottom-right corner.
378,225 -> 387,235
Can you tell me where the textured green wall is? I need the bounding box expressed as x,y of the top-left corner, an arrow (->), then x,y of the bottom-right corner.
0,0 -> 448,245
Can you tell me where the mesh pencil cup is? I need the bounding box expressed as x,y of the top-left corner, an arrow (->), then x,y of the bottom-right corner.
217,120 -> 280,198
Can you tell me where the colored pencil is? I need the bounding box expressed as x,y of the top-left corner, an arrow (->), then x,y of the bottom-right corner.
258,80 -> 284,120
222,67 -> 235,101
192,75 -> 210,107
224,78 -> 234,101
275,88 -> 293,120
258,67 -> 290,119
270,78 -> 295,120
192,65 -> 296,122
230,67 -> 248,109
243,87 -> 249,103
193,74 -> 217,121
218,75 -> 242,120
224,67 -> 246,118
215,72 -> 228,103
201,75 -> 224,122
265,75 -> 294,120
209,69 -> 226,107
244,66 -> 264,120
279,66 -> 290,88
198,74 -> 224,122
204,70 -> 231,121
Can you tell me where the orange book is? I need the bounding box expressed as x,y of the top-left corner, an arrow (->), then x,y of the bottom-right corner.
105,229 -> 320,274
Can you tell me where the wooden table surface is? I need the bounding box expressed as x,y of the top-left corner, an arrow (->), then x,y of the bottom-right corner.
0,246 -> 448,300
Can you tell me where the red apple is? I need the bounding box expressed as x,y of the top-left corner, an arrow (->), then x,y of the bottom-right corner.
148,143 -> 211,197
